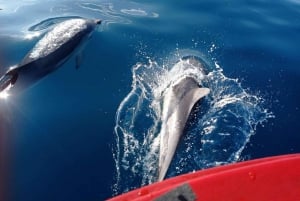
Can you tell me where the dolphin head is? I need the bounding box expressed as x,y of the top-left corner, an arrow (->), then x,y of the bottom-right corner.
83,19 -> 101,39
87,18 -> 102,29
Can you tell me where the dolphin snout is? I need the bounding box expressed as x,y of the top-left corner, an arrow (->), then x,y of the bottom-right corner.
94,19 -> 102,25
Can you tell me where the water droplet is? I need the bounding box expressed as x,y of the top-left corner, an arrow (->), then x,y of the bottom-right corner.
248,171 -> 256,181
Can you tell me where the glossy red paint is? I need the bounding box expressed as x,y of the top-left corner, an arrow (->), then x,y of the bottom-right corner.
108,154 -> 300,201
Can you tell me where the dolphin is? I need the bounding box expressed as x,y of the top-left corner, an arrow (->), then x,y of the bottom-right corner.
158,59 -> 210,181
0,18 -> 101,94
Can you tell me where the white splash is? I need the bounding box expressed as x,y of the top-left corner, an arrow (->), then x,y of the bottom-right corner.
113,52 -> 273,194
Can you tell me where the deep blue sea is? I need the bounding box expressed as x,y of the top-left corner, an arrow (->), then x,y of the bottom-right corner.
0,0 -> 300,200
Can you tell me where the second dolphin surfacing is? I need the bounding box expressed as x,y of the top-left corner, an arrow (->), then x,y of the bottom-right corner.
158,57 -> 210,181
0,18 -> 101,94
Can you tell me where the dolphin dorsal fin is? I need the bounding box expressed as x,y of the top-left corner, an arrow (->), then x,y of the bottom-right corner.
189,87 -> 210,108
194,87 -> 210,99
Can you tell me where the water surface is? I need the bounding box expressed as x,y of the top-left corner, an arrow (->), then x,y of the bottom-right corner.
0,0 -> 299,200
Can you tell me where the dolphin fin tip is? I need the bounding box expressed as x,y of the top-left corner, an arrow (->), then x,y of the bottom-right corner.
202,87 -> 210,95
194,87 -> 210,99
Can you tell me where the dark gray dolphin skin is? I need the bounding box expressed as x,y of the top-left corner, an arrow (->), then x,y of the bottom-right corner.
158,58 -> 210,181
0,18 -> 101,94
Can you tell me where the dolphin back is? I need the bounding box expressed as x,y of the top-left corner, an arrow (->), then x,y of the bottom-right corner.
158,76 -> 210,181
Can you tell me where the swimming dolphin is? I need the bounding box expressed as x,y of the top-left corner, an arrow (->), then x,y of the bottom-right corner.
0,18 -> 101,94
158,60 -> 210,181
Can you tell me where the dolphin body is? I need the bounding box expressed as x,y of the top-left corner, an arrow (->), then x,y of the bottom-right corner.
158,60 -> 210,181
0,18 -> 101,94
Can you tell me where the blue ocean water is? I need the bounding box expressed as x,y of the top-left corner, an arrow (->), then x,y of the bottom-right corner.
0,0 -> 300,200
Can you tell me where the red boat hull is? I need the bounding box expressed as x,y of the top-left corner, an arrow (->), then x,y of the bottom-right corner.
109,154 -> 300,201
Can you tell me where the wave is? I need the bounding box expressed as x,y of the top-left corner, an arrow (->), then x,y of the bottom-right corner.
112,50 -> 273,194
